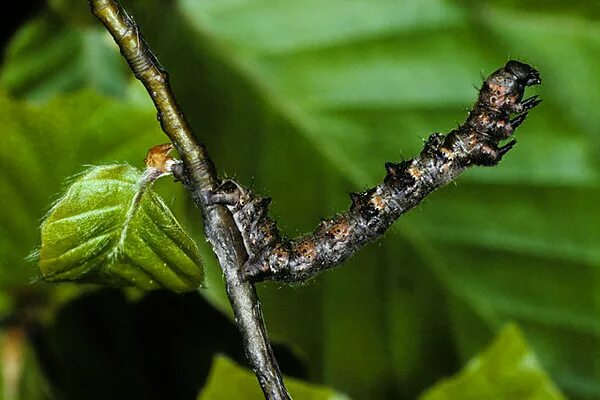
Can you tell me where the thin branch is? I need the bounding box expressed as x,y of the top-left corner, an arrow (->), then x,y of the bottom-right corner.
208,61 -> 542,283
88,1 -> 291,399
1,325 -> 25,400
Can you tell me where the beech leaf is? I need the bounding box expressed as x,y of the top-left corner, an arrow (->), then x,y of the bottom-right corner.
0,12 -> 128,101
197,355 -> 350,400
39,164 -> 204,292
420,324 -> 565,400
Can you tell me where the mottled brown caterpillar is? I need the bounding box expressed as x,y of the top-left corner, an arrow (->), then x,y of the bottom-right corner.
206,61 -> 542,283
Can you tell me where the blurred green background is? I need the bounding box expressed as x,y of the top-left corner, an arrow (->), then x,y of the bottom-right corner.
0,0 -> 598,399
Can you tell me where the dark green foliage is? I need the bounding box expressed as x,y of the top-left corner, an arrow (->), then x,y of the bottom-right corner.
421,325 -> 564,400
0,0 -> 598,399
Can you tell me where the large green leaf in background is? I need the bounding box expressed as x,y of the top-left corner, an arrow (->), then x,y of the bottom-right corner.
198,355 -> 349,400
115,0 -> 598,398
420,324 -> 565,400
0,7 -> 128,101
1,0 -> 599,399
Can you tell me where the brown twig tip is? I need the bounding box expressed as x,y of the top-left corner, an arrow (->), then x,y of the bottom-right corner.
208,60 -> 542,284
144,143 -> 178,173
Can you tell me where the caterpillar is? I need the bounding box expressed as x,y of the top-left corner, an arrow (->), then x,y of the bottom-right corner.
207,60 -> 542,283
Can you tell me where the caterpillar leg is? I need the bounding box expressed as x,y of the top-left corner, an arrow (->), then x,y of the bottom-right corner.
206,179 -> 246,206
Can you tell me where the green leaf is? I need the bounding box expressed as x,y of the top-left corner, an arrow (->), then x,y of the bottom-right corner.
39,164 -> 203,292
197,355 -> 349,400
419,324 -> 565,400
0,11 -> 129,101
0,90 -> 190,289
4,1 -> 597,399
119,0 -> 599,398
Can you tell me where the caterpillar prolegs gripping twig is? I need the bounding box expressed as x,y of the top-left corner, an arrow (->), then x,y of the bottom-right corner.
206,61 -> 542,283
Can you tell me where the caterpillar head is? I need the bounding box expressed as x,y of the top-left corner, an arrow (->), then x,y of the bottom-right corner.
505,60 -> 541,87
481,60 -> 541,113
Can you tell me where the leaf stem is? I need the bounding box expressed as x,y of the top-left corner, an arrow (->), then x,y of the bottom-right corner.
111,167 -> 163,259
88,1 -> 291,398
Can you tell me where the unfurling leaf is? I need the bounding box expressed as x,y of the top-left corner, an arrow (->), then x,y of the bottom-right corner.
419,324 -> 565,400
39,164 -> 203,292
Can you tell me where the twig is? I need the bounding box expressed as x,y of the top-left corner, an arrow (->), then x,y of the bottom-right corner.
1,326 -> 25,400
88,1 -> 291,399
208,61 -> 542,283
